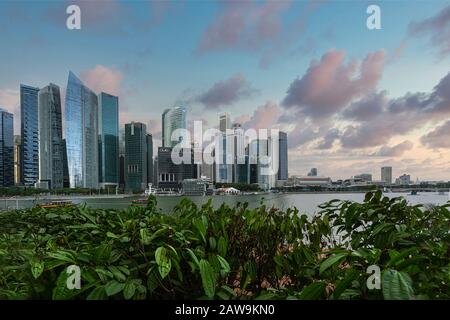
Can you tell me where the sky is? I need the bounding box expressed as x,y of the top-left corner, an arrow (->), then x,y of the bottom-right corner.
0,0 -> 450,181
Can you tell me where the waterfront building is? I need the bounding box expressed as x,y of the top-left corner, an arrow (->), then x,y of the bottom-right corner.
354,173 -> 372,182
288,176 -> 332,187
20,84 -> 39,186
98,92 -> 119,189
396,174 -> 411,185
162,106 -> 187,148
0,109 -> 14,187
381,166 -> 393,185
157,146 -> 181,190
65,71 -> 99,189
37,84 -> 64,189
182,178 -> 213,196
146,134 -> 153,185
125,122 -> 148,192
277,131 -> 288,183
14,135 -> 21,185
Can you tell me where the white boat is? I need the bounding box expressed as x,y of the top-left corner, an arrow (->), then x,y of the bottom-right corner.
144,183 -> 157,196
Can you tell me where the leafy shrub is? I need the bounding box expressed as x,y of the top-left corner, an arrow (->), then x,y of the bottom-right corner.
0,191 -> 448,300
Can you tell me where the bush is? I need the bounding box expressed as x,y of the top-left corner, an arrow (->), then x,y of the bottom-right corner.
0,191 -> 448,300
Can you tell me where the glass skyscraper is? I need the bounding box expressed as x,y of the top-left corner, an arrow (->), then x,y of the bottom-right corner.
65,71 -> 99,189
38,84 -> 64,189
125,122 -> 148,192
162,106 -> 187,148
0,109 -> 14,187
277,131 -> 288,181
98,92 -> 119,188
20,84 -> 39,186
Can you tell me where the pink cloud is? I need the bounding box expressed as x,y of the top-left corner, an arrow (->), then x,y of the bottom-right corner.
239,101 -> 280,130
80,65 -> 123,96
282,49 -> 385,120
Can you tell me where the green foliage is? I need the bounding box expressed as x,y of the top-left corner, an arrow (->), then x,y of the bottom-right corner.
0,191 -> 448,300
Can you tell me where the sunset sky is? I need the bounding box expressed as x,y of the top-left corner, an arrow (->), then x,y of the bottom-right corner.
0,0 -> 450,181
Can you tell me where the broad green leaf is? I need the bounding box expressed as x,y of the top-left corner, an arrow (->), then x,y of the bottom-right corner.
199,259 -> 216,298
105,280 -> 125,296
319,252 -> 348,274
155,247 -> 172,279
31,261 -> 44,279
382,269 -> 414,300
298,282 -> 326,300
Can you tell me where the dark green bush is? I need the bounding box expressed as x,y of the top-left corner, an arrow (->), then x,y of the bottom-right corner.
0,191 -> 448,300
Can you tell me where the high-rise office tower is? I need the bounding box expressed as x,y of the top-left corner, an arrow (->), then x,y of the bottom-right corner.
277,131 -> 288,181
125,122 -> 148,192
65,71 -> 99,189
162,106 -> 187,148
37,84 -> 64,189
219,112 -> 231,133
381,166 -> 393,185
0,109 -> 14,187
61,139 -> 70,188
157,146 -> 180,190
20,84 -> 39,186
146,133 -> 153,185
98,92 -> 119,188
14,135 -> 21,185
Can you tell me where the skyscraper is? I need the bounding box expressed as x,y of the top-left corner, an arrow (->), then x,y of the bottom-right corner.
0,109 -> 14,187
146,133 -> 153,185
277,131 -> 288,181
381,166 -> 393,185
65,71 -> 99,189
162,106 -> 187,147
37,84 -> 64,189
14,135 -> 21,185
98,92 -> 119,188
157,146 -> 180,190
20,84 -> 39,186
125,122 -> 148,192
219,112 -> 231,133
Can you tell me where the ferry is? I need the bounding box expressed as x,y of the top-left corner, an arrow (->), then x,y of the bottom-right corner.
144,183 -> 157,196
37,200 -> 75,209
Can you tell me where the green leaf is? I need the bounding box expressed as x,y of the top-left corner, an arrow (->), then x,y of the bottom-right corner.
185,248 -> 200,269
216,255 -> 230,274
123,281 -> 137,300
217,236 -> 228,257
382,269 -> 414,300
105,280 -> 125,296
319,252 -> 348,275
155,247 -> 172,279
31,261 -> 44,279
87,286 -> 107,300
199,259 -> 216,298
298,282 -> 326,300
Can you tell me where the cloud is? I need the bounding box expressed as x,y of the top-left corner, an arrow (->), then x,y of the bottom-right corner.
421,121 -> 450,149
281,49 -> 385,120
372,140 -> 414,157
316,128 -> 340,149
238,101 -> 280,130
197,0 -> 291,53
197,74 -> 256,109
409,5 -> 450,58
342,91 -> 388,121
80,65 -> 124,96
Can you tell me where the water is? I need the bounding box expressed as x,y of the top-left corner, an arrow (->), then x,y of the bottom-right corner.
2,192 -> 448,215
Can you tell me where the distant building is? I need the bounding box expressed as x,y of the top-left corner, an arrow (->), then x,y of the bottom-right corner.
65,71 -> 98,189
98,92 -> 119,189
182,178 -> 213,196
125,122 -> 148,192
396,174 -> 411,185
219,112 -> 231,133
146,134 -> 153,185
61,139 -> 70,188
162,106 -> 187,148
0,109 -> 14,187
20,84 -> 40,187
289,176 -> 332,187
14,135 -> 21,186
277,131 -> 288,182
307,168 -> 318,177
381,166 -> 393,185
354,173 -> 372,182
157,147 -> 179,190
37,84 -> 64,189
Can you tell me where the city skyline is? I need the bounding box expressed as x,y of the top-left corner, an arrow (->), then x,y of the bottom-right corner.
1,1 -> 450,180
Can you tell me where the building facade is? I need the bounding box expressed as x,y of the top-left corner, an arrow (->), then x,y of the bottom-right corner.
125,122 -> 148,192
381,166 -> 393,185
157,147 -> 180,190
98,92 -> 119,188
38,84 -> 64,189
20,84 -> 40,186
65,71 -> 99,189
0,109 -> 14,187
277,131 -> 288,182
14,135 -> 21,185
146,134 -> 153,185
162,106 -> 187,148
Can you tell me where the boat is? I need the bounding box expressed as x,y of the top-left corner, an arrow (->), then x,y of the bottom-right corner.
37,200 -> 75,209
410,190 -> 418,195
144,183 -> 157,196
